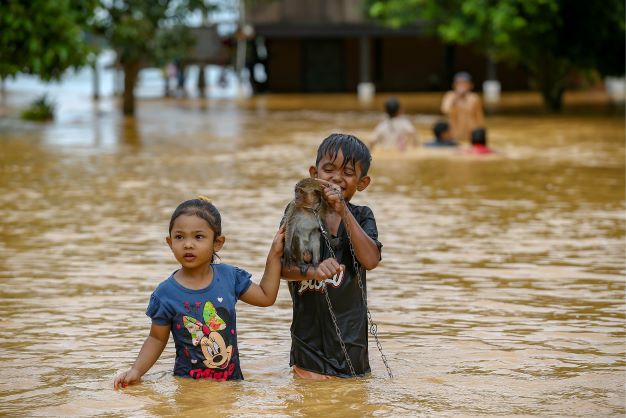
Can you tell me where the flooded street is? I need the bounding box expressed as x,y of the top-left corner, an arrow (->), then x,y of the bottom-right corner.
0,91 -> 624,417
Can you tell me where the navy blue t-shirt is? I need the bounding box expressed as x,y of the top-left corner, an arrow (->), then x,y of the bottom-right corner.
146,264 -> 252,380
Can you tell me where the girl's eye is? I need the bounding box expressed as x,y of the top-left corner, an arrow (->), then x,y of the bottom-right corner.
175,235 -> 183,240
196,235 -> 204,240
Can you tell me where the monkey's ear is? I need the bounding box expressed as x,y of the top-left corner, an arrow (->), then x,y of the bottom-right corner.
309,166 -> 318,178
357,175 -> 371,192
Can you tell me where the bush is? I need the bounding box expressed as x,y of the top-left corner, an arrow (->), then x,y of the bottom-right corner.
21,94 -> 55,121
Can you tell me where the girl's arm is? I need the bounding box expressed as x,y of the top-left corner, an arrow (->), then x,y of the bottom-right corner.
240,226 -> 285,307
113,323 -> 170,389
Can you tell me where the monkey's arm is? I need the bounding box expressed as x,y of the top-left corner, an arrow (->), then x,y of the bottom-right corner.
281,259 -> 343,282
340,204 -> 381,270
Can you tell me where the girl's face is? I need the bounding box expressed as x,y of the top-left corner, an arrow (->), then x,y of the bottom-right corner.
166,214 -> 224,270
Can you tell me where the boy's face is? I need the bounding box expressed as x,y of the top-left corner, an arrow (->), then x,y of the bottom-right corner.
309,149 -> 370,202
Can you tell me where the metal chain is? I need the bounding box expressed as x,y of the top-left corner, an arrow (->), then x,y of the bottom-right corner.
313,210 -> 357,377
312,207 -> 393,379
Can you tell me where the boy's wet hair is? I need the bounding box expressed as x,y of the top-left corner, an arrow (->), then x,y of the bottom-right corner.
384,96 -> 400,117
316,133 -> 372,177
433,121 -> 449,139
471,128 -> 487,145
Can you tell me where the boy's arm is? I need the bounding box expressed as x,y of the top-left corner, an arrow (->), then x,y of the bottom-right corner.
339,204 -> 381,270
114,323 -> 170,389
318,179 -> 381,270
240,226 -> 285,307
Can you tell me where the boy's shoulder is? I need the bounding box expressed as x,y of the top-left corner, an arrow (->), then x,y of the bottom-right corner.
347,202 -> 376,220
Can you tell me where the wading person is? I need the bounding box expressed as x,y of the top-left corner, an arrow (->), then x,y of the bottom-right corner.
281,133 -> 383,379
370,96 -> 418,151
441,72 -> 485,143
114,197 -> 284,387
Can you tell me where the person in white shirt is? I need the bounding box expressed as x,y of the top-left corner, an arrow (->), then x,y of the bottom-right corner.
370,97 -> 418,151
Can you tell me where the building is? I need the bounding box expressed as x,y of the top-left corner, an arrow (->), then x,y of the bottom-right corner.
246,0 -> 529,93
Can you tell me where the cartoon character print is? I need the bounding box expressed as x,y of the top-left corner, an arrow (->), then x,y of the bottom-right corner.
183,301 -> 233,370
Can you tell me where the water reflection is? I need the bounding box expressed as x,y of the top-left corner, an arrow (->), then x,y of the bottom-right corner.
0,94 -> 624,417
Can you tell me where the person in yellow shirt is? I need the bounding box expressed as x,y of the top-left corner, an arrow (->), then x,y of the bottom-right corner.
441,72 -> 485,143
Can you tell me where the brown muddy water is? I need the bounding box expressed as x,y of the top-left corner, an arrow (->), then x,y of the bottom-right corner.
0,92 -> 624,417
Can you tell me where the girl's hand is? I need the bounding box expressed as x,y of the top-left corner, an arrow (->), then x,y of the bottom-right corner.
317,179 -> 347,216
114,368 -> 141,390
312,258 -> 344,281
269,225 -> 285,257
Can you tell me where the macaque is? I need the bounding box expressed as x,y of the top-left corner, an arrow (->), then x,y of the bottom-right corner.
283,178 -> 329,273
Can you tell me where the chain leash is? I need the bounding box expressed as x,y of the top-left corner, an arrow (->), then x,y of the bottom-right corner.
312,206 -> 393,379
313,210 -> 357,377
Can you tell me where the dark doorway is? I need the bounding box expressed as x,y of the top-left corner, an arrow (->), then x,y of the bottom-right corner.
302,39 -> 346,92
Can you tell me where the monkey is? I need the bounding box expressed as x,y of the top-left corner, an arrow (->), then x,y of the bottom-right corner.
282,178 -> 329,274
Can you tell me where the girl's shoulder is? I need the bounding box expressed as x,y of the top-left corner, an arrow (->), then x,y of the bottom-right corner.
212,263 -> 251,278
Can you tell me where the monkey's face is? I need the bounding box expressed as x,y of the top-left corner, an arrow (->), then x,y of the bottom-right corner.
294,186 -> 322,209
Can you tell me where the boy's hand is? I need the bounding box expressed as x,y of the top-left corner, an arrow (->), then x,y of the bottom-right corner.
312,258 -> 344,281
114,368 -> 141,390
317,179 -> 347,216
269,225 -> 286,258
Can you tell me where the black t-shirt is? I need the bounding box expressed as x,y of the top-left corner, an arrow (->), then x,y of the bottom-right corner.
287,202 -> 382,377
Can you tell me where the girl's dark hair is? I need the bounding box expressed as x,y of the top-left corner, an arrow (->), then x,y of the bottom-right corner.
315,133 -> 372,176
169,198 -> 222,236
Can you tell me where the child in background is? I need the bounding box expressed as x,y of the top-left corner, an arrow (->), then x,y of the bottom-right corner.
114,197 -> 284,387
370,96 -> 418,151
424,121 -> 458,147
441,72 -> 485,143
282,133 -> 382,379
465,128 -> 495,155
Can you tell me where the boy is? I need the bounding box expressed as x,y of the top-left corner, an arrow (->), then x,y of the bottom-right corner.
281,133 -> 382,379
424,121 -> 458,147
441,72 -> 485,143
370,96 -> 417,151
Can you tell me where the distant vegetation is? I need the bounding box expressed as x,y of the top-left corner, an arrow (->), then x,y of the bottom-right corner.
369,0 -> 625,111
21,95 -> 55,121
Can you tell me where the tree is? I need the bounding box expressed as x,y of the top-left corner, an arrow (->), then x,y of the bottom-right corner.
92,0 -> 213,116
368,0 -> 625,111
0,0 -> 96,81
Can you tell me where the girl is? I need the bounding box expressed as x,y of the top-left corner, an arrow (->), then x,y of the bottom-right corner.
114,197 -> 284,387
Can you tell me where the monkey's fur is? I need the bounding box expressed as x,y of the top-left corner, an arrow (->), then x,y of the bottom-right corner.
283,178 -> 329,272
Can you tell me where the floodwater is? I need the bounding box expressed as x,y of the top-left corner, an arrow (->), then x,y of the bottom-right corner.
0,88 -> 624,417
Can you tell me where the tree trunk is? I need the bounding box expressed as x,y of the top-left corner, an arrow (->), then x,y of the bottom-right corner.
122,61 -> 140,116
528,55 -> 570,112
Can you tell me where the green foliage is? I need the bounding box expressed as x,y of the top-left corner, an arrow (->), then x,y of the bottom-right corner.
0,0 -> 96,80
91,0 -> 215,114
21,94 -> 55,121
368,0 -> 625,110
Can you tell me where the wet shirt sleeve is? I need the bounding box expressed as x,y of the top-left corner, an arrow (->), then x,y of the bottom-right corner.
233,267 -> 252,299
146,293 -> 174,325
356,205 -> 383,256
